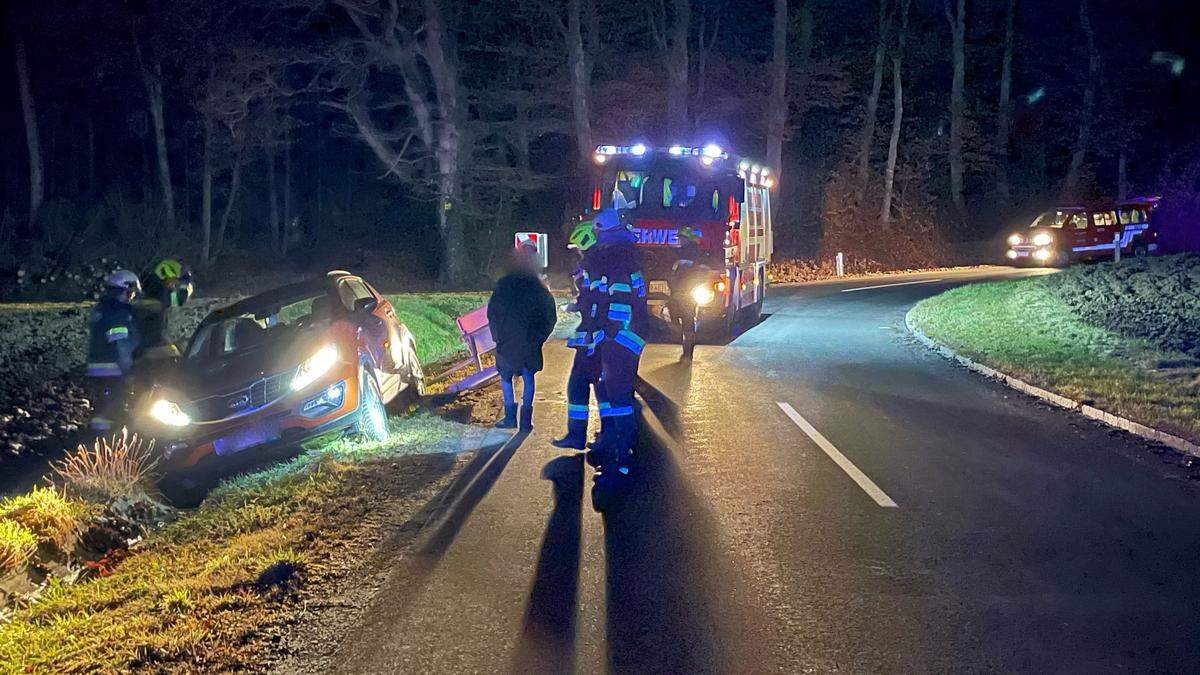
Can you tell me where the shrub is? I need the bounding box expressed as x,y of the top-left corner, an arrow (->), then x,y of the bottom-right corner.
51,430 -> 160,504
0,520 -> 38,575
1045,254 -> 1200,357
817,161 -> 951,271
0,486 -> 88,548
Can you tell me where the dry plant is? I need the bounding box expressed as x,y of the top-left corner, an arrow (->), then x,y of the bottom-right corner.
51,429 -> 160,503
0,486 -> 88,548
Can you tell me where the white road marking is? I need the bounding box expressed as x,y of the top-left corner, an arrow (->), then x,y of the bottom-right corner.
776,402 -> 899,508
841,278 -> 944,293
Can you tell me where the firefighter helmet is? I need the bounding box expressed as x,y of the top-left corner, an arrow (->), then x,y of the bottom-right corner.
568,221 -> 598,251
153,258 -> 183,281
593,208 -> 629,232
105,269 -> 142,297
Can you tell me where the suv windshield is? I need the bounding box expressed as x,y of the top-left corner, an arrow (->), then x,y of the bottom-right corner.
1030,210 -> 1082,229
187,292 -> 332,359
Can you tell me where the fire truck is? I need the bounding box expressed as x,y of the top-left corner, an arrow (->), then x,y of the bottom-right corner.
584,143 -> 774,348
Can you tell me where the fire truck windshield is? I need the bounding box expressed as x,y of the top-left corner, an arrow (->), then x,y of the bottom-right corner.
600,167 -> 726,221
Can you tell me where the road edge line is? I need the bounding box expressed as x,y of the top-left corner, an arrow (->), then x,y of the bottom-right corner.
903,311 -> 1200,459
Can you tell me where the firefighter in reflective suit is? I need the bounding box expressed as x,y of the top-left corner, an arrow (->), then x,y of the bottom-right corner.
586,209 -> 647,499
86,270 -> 143,432
552,220 -> 605,450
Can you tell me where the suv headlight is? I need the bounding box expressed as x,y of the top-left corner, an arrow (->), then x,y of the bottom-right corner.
292,345 -> 339,391
150,399 -> 191,427
1032,232 -> 1053,246
1007,234 -> 1023,246
692,284 -> 716,306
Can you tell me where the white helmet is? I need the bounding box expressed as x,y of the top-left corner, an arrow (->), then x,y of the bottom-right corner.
105,269 -> 142,296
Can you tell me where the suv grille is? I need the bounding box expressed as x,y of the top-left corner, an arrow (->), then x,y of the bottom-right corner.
194,371 -> 291,421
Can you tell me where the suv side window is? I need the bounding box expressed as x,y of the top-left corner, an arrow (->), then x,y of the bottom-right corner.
1073,213 -> 1090,230
336,279 -> 373,311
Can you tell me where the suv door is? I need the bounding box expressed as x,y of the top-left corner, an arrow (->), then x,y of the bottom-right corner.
1066,211 -> 1091,259
1090,210 -> 1120,257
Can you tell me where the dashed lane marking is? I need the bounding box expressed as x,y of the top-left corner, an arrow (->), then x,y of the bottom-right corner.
840,278 -> 944,293
776,402 -> 899,508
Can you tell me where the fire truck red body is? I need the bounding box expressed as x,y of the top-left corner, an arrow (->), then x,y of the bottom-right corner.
585,143 -> 774,338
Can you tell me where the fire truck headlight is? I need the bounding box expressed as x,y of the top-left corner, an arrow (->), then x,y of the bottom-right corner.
1034,248 -> 1053,262
1032,233 -> 1054,247
593,153 -> 607,165
692,284 -> 716,306
1006,250 -> 1019,260
1007,233 -> 1023,246
150,399 -> 191,427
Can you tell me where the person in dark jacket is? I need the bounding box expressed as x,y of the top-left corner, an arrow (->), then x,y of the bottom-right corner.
487,245 -> 558,431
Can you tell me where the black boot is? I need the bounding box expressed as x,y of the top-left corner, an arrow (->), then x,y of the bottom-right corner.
552,419 -> 588,449
495,403 -> 517,429
519,404 -> 534,432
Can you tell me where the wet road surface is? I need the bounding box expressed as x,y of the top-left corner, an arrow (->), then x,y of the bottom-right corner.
290,267 -> 1200,673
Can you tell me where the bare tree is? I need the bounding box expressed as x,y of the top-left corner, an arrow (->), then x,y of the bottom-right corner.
945,0 -> 966,217
1062,0 -> 1098,199
12,35 -> 43,233
330,0 -> 470,284
995,0 -> 1016,201
648,0 -> 692,139
134,35 -> 176,229
765,0 -> 788,180
881,0 -> 912,230
856,1 -> 892,204
566,0 -> 598,165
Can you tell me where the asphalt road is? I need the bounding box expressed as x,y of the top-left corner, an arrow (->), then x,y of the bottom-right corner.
292,266 -> 1200,674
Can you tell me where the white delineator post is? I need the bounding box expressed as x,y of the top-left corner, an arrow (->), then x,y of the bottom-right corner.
1113,233 -> 1121,262
836,252 -> 845,277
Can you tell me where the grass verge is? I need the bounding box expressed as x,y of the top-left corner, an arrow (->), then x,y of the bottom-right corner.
908,276 -> 1200,443
0,413 -> 471,672
386,292 -> 489,365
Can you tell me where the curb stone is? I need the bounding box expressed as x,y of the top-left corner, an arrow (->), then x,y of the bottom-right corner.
904,310 -> 1200,459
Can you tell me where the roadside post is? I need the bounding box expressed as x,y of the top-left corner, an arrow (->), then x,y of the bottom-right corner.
515,232 -> 549,269
836,252 -> 845,277
1113,233 -> 1121,262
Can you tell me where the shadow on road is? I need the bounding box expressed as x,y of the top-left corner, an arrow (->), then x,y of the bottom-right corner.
511,455 -> 585,673
419,429 -> 528,559
600,406 -> 754,674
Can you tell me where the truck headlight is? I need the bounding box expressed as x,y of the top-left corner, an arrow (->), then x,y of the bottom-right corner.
1007,234 -> 1023,246
1032,233 -> 1053,246
150,399 -> 191,427
692,284 -> 716,306
292,344 -> 338,391
1034,248 -> 1053,261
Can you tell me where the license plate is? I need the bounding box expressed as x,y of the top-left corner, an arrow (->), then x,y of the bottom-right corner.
649,280 -> 670,295
214,421 -> 279,456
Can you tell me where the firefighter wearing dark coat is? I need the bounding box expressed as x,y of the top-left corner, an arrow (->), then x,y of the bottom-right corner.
86,270 -> 143,431
587,209 -> 648,486
553,221 -> 606,450
487,246 -> 558,431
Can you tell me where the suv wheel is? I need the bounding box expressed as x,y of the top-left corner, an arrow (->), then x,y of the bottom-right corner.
355,372 -> 389,442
